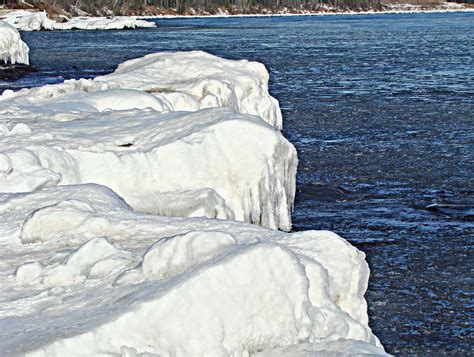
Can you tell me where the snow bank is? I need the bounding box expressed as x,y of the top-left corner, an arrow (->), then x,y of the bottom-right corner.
0,52 -> 289,229
0,107 -> 295,230
0,185 -> 385,356
1,10 -> 155,31
94,51 -> 283,128
5,51 -> 282,128
255,340 -> 390,356
0,21 -> 29,65
0,51 -> 386,355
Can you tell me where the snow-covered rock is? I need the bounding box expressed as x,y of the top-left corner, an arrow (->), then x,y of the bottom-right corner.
1,10 -> 155,31
0,52 -> 291,229
0,20 -> 29,65
0,184 -> 385,356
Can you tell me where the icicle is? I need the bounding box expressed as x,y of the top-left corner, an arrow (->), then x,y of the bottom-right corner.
0,21 -> 30,65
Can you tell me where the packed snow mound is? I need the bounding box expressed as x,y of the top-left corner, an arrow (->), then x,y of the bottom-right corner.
16,237 -> 134,288
255,339 -> 390,356
0,103 -> 296,229
1,10 -> 155,31
42,89 -> 172,113
116,231 -> 237,284
55,16 -> 156,30
96,51 -> 283,128
0,21 -> 29,65
127,188 -> 235,220
1,11 -> 57,31
19,199 -> 110,244
2,51 -> 282,129
0,185 -> 385,356
0,52 -> 291,228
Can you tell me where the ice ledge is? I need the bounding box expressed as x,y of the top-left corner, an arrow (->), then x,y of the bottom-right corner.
1,51 -> 289,229
0,21 -> 29,65
1,10 -> 155,31
0,185 -> 385,356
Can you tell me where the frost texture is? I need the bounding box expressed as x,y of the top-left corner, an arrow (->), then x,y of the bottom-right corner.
0,21 -> 29,65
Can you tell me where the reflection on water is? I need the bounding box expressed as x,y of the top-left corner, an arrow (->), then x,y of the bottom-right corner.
2,12 -> 473,354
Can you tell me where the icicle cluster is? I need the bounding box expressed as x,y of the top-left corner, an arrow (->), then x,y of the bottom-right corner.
0,21 -> 29,65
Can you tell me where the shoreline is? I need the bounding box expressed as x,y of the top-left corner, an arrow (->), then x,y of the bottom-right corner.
2,4 -> 474,23
138,7 -> 474,19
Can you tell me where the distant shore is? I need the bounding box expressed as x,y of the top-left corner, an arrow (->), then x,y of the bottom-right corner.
1,2 -> 473,21
138,6 -> 474,19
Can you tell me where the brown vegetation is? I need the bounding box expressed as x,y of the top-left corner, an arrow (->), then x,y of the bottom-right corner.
1,0 -> 471,16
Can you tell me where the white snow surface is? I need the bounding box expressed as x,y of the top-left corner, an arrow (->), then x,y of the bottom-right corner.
255,339 -> 390,356
0,52 -> 386,355
0,20 -> 29,65
0,51 -> 289,229
1,10 -> 155,31
0,185 -> 385,356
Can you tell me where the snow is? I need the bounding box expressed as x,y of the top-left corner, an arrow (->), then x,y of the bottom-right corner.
255,339 -> 390,356
0,51 -> 386,355
1,10 -> 155,31
4,51 -> 282,128
0,20 -> 29,65
0,185 -> 385,356
94,51 -> 283,129
0,51 -> 289,229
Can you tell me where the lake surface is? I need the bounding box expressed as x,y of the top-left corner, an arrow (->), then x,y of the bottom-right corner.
2,12 -> 473,354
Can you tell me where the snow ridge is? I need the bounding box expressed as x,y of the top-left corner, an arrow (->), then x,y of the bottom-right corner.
0,52 -> 387,356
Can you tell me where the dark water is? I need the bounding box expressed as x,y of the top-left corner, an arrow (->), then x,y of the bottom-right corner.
1,13 -> 473,354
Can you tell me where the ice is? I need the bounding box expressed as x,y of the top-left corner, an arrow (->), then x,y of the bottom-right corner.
0,185 -> 385,356
127,188 -> 235,220
16,237 -> 134,288
0,107 -> 295,229
0,52 -> 386,355
2,10 -> 155,31
95,51 -> 283,128
254,339 -> 390,356
0,21 -> 29,65
4,51 -> 282,128
116,231 -> 237,284
1,52 -> 291,229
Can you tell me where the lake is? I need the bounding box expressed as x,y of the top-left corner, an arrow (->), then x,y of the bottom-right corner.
1,12 -> 473,354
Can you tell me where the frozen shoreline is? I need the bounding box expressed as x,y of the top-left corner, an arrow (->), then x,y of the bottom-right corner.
137,5 -> 473,19
0,51 -> 388,355
0,4 -> 472,32
1,10 -> 155,31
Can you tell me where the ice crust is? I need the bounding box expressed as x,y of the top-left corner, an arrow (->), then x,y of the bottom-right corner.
0,185 -> 385,356
2,10 -> 155,31
0,51 -> 386,355
0,52 -> 290,229
0,21 -> 29,65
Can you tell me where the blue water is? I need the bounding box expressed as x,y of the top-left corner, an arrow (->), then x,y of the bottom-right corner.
1,12 -> 473,354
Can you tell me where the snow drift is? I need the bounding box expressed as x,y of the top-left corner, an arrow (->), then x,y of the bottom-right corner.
0,185 -> 386,356
0,51 -> 289,229
0,20 -> 29,65
0,51 -> 386,355
1,10 -> 155,31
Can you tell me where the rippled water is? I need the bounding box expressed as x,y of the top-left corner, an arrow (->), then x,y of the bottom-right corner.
1,12 -> 473,354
